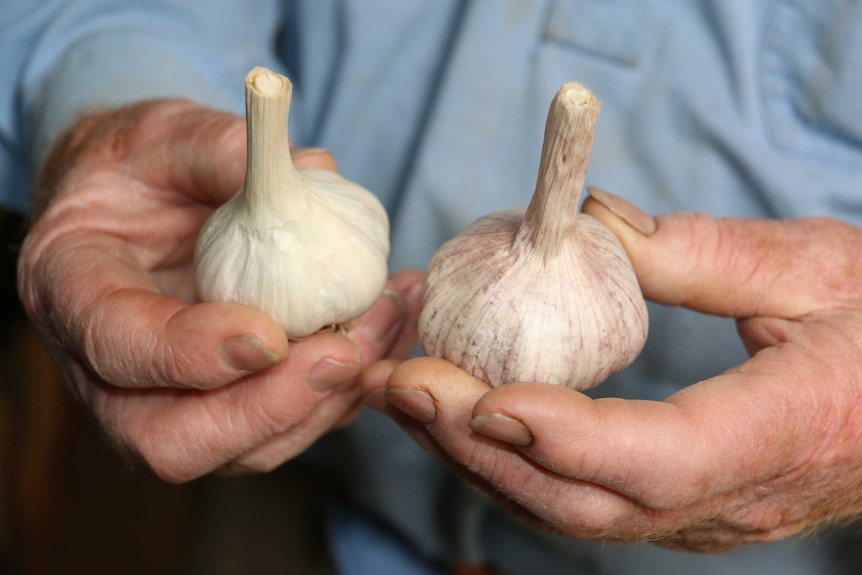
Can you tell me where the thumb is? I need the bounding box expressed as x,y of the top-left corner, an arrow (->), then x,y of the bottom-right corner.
122,103 -> 339,205
582,187 -> 861,319
291,147 -> 338,171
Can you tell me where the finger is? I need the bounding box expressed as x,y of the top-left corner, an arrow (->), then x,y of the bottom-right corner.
306,273 -> 423,412
122,103 -> 338,204
97,331 -> 363,482
161,125 -> 338,203
88,290 -> 290,391
38,102 -> 341,222
345,269 -> 425,364
583,188 -> 862,318
305,270 -> 425,412
382,357 -> 545,499
382,269 -> 425,360
360,358 -> 402,412
387,359 -> 793,541
224,387 -> 363,473
92,101 -> 250,204
472,381 -> 696,508
291,147 -> 338,171
24,233 -> 290,390
384,358 -> 647,538
470,341 -> 833,513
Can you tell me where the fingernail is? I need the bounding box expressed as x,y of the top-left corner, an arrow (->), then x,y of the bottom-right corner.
386,388 -> 437,424
384,288 -> 409,315
405,281 -> 424,311
308,358 -> 360,393
351,289 -> 405,349
220,336 -> 280,372
469,414 -> 533,447
587,187 -> 657,236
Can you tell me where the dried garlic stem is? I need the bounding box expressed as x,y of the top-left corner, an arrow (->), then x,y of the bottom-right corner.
243,67 -> 306,225
516,83 -> 600,255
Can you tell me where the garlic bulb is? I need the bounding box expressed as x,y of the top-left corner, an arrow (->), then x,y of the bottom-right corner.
195,67 -> 390,338
418,83 -> 647,390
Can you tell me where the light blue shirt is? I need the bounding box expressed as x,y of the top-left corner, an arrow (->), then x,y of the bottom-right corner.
3,1 -> 861,573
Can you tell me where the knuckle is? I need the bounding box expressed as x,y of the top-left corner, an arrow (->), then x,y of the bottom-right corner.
144,457 -> 196,484
114,418 -> 206,484
123,436 -> 193,484
135,440 -> 206,484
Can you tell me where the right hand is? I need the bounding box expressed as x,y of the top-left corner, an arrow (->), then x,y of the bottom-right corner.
363,194 -> 862,553
17,99 -> 424,482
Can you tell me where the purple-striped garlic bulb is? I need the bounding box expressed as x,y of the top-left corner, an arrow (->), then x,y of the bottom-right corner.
418,82 -> 647,390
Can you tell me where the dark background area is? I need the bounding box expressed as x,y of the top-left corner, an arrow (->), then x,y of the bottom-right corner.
0,210 -> 336,575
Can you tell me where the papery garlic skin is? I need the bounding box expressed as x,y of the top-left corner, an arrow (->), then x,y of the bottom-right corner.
195,67 -> 390,339
195,169 -> 390,338
419,209 -> 647,389
418,82 -> 647,390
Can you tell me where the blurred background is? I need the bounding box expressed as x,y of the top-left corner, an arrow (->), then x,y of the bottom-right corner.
0,210 -> 336,575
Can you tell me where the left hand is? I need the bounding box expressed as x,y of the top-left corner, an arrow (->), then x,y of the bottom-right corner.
18,100 -> 424,481
362,189 -> 862,552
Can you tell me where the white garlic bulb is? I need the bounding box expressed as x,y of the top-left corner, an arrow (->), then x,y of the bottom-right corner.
195,67 -> 390,339
419,83 -> 647,390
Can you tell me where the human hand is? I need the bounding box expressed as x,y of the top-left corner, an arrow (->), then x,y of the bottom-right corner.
363,188 -> 862,552
17,100 -> 424,482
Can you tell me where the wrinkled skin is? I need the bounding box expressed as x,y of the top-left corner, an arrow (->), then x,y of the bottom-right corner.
20,96 -> 862,554
363,192 -> 862,553
17,99 -> 424,482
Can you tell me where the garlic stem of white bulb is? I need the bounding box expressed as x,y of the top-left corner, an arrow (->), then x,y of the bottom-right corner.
194,67 -> 391,339
242,68 -> 306,224
516,84 -> 598,255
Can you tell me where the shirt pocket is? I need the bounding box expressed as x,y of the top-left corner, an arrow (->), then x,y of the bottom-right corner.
760,0 -> 862,169
541,0 -> 660,67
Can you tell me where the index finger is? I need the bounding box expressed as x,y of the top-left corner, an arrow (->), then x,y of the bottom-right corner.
583,190 -> 862,319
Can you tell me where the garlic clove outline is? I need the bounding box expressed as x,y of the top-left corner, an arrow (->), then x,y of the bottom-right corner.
195,67 -> 390,339
418,82 -> 648,390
